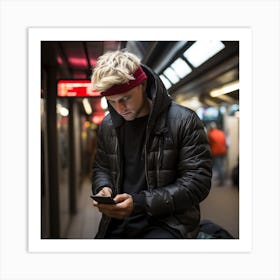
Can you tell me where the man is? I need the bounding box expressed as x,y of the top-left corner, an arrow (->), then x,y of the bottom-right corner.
207,122 -> 227,185
90,50 -> 212,239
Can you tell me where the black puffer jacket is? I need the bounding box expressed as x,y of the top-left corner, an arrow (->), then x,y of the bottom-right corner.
92,65 -> 212,238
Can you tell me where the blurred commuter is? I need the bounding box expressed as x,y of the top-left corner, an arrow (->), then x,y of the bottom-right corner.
90,50 -> 212,239
207,122 -> 227,185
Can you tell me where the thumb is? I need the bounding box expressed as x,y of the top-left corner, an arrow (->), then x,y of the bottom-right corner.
97,187 -> 112,196
114,193 -> 130,203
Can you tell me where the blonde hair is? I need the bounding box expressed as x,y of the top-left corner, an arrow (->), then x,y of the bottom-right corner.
91,50 -> 141,92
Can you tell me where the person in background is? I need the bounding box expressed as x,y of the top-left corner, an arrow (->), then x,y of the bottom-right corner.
207,121 -> 227,186
90,50 -> 212,239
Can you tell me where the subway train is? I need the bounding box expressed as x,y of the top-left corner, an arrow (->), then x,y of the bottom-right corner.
41,41 -> 239,239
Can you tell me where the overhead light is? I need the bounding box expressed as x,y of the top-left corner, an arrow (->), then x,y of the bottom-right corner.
163,67 -> 180,84
170,58 -> 192,78
60,107 -> 69,117
215,94 -> 236,103
204,98 -> 219,107
210,81 -> 239,97
160,74 -> 172,89
183,41 -> 225,67
82,98 -> 92,115
56,103 -> 69,117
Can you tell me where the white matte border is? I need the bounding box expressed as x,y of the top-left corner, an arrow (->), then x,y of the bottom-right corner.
1,0 -> 279,279
28,27 -> 252,253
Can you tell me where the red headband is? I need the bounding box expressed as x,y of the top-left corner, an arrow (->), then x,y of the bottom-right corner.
101,66 -> 147,96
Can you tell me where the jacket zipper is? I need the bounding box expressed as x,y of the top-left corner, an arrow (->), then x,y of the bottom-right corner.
144,130 -> 150,190
115,138 -> 121,194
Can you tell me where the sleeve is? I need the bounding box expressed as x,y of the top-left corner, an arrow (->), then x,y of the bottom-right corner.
131,193 -> 146,214
142,110 -> 212,217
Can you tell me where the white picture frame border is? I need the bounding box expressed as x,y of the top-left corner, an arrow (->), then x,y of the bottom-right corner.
1,0 -> 279,279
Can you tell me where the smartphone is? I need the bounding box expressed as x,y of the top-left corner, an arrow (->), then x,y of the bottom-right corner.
90,195 -> 116,204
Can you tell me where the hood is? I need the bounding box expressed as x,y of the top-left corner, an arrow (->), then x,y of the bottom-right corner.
107,64 -> 173,128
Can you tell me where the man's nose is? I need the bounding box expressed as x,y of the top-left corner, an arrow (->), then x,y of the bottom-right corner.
115,102 -> 126,113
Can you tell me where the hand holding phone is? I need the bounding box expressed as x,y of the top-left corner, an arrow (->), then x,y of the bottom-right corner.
90,195 -> 116,204
91,193 -> 133,219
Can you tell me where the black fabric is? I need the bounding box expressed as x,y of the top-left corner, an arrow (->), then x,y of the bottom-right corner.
199,219 -> 234,239
140,226 -> 181,239
122,115 -> 148,194
105,115 -> 149,237
105,214 -> 150,238
131,193 -> 146,214
105,215 -> 182,239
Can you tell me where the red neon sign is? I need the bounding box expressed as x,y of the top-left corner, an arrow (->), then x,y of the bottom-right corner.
57,80 -> 101,97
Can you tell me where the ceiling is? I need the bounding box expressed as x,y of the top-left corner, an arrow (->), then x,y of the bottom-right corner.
41,40 -> 239,107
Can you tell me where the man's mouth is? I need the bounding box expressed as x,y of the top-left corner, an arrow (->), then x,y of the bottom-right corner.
122,112 -> 130,117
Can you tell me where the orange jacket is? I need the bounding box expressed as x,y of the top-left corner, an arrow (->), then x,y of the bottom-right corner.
208,128 -> 227,156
